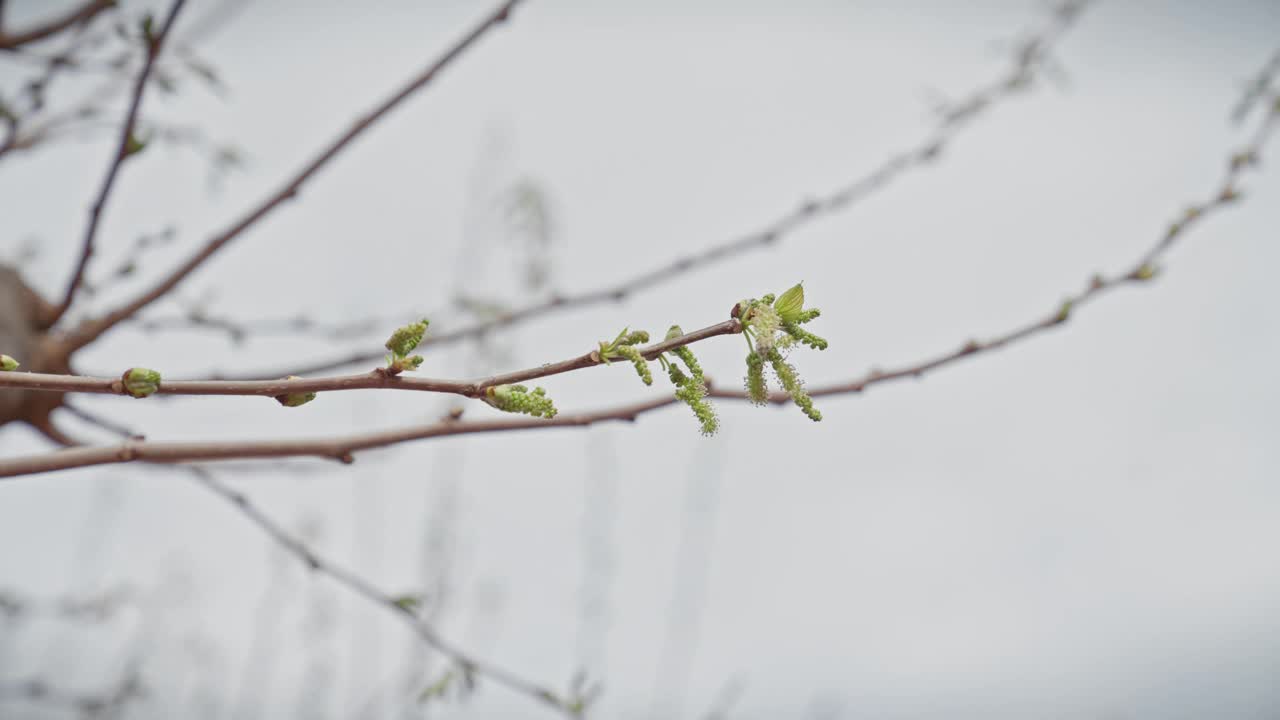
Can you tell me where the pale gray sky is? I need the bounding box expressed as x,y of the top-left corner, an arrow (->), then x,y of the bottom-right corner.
2,1 -> 1279,718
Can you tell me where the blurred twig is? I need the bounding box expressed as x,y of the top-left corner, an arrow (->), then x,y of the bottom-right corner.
7,48 -> 1274,479
52,0 -> 191,326
0,0 -> 115,50
61,0 -> 526,353
186,468 -> 585,716
225,0 -> 1093,381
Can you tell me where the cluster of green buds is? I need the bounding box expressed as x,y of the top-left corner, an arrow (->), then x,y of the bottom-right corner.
734,283 -> 827,421
659,326 -> 718,435
121,367 -> 162,399
592,327 -> 652,384
0,355 -> 18,371
483,384 -> 558,418
384,318 -> 429,374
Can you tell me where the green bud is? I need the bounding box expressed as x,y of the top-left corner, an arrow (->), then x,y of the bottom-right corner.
389,354 -> 424,373
275,376 -> 316,407
392,594 -> 423,612
485,384 -> 558,418
622,330 -> 650,346
123,132 -> 147,157
1133,263 -> 1158,281
665,325 -> 684,341
140,14 -> 155,45
121,367 -> 161,398
418,671 -> 454,703
1054,299 -> 1072,323
385,318 -> 429,358
0,355 -> 18,371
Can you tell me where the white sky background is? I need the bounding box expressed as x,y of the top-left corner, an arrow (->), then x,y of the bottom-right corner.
2,0 -> 1280,718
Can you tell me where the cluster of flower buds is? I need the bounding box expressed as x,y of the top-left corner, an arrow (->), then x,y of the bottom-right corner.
735,283 -> 827,422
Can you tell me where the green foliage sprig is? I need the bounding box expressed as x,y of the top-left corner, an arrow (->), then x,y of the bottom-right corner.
593,327 -> 652,385
735,283 -> 827,421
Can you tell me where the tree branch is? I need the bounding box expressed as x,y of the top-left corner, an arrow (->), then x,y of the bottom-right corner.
0,319 -> 740,399
187,468 -> 582,715
219,0 -> 1092,381
5,79 -> 1272,481
62,0 -> 524,352
0,0 -> 113,51
50,0 -> 189,327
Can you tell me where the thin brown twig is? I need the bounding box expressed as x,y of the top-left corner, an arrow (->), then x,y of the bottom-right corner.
0,319 -> 740,399
187,467 -> 580,715
5,78 -> 1273,481
51,0 -> 190,327
220,0 -> 1092,381
0,0 -> 114,51
62,0 -> 524,352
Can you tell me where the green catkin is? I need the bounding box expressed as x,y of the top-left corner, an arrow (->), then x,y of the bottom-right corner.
671,345 -> 704,381
782,322 -> 828,351
794,308 -> 821,324
745,352 -> 768,405
615,345 -> 652,386
767,348 -> 821,421
667,361 -> 717,435
675,378 -> 719,435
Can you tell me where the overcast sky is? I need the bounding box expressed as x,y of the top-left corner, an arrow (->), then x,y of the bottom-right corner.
2,1 -> 1280,718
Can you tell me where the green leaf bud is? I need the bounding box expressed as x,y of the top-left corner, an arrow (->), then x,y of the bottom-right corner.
1054,299 -> 1072,324
385,318 -> 429,358
390,354 -> 424,373
123,132 -> 147,157
622,330 -> 650,346
274,375 -> 317,407
392,594 -> 424,613
485,384 -> 558,418
121,367 -> 161,398
0,355 -> 18,371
